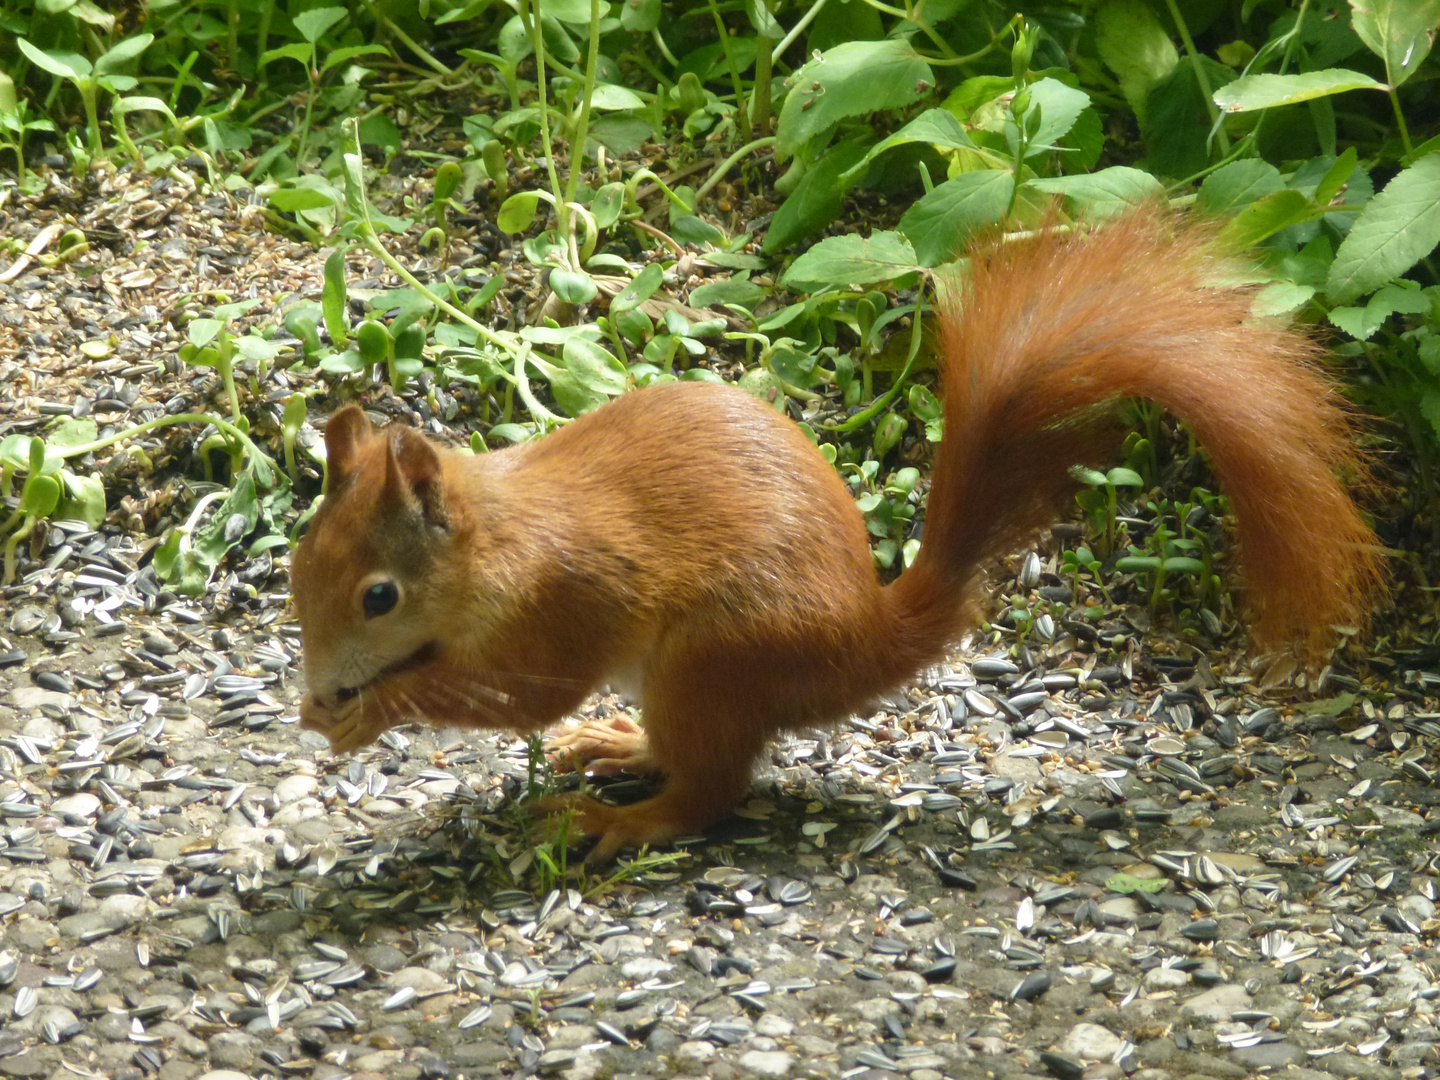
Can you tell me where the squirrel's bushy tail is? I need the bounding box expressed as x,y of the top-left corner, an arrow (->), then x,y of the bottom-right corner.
888,210 -> 1383,664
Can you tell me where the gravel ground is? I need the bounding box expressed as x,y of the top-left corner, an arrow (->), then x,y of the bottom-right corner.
2,167 -> 1440,1080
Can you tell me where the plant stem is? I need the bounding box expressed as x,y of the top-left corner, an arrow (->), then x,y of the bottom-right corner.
694,136 -> 775,203
1161,0 -> 1229,156
563,0 -> 602,211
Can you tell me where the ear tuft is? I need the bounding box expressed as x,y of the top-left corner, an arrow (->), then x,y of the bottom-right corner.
385,426 -> 449,528
323,406 -> 372,485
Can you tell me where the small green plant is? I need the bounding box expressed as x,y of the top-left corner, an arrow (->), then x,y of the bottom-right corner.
1073,466 -> 1146,558
16,34 -> 157,163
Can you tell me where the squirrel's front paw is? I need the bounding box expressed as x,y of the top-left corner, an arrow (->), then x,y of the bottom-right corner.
546,715 -> 657,776
299,695 -> 386,754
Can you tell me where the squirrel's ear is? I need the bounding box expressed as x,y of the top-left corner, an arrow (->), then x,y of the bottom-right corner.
324,406 -> 371,483
385,427 -> 448,528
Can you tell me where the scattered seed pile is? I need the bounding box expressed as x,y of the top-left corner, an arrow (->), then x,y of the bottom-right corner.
2,169 -> 1439,1080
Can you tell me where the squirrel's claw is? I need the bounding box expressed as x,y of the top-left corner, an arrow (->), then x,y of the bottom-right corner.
545,715 -> 657,776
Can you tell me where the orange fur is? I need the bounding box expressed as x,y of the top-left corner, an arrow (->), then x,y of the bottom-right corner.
289,212 -> 1383,860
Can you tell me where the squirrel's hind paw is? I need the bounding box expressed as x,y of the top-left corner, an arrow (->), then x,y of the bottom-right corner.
540,793 -> 687,864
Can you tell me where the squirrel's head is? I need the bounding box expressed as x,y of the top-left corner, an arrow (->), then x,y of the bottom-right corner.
290,406 -> 460,710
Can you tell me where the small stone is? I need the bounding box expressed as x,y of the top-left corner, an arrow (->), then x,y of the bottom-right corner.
737,1050 -> 793,1077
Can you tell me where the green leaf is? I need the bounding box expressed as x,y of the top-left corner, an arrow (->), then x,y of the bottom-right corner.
1197,159 -> 1284,213
95,33 -> 154,75
590,84 -> 645,110
321,44 -> 390,73
1327,154 -> 1440,304
550,337 -> 627,415
611,263 -> 664,314
620,0 -> 661,32
550,269 -> 599,304
897,170 -> 1013,267
1349,0 -> 1440,87
293,6 -> 347,44
689,279 -> 769,310
497,191 -> 543,234
1313,148 -> 1359,207
537,0 -> 592,24
269,186 -> 340,213
745,0 -> 782,37
763,140 -> 869,253
1213,69 -> 1384,113
323,249 -> 349,346
21,475 -> 60,518
776,39 -> 934,157
112,96 -> 176,124
781,232 -> 920,288
1107,467 -> 1144,487
1105,873 -> 1167,894
1252,282 -> 1316,317
1019,78 -> 1091,156
1329,282 -> 1433,339
47,418 -> 98,450
17,40 -> 89,81
59,470 -> 106,528
1026,167 -> 1163,218
259,43 -> 313,70
1094,0 -> 1177,122
1216,190 -> 1317,250
591,182 -> 625,229
187,318 -> 224,348
847,108 -> 974,179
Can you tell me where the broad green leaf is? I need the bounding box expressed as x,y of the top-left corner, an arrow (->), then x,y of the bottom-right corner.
95,33 -> 154,75
235,335 -> 282,363
898,170 -> 1013,267
611,263 -> 664,314
47,418 -> 98,450
1348,0 -> 1440,87
1108,467 -> 1144,487
293,7 -> 346,44
1094,0 -> 1177,122
776,39 -> 934,157
689,279 -> 768,310
1213,69 -> 1384,113
260,43 -> 312,70
781,232 -> 920,288
762,140 -> 868,253
321,44 -> 390,73
59,470 -> 106,528
1197,159 -> 1284,213
551,337 -> 627,415
21,475 -> 60,517
1144,59 -> 1235,179
1327,154 -> 1440,303
112,96 -> 176,123
620,0 -> 661,32
1330,282 -> 1432,339
1252,282 -> 1316,317
590,182 -> 624,229
497,191 -> 543,233
1216,190 -> 1316,250
1018,78 -> 1091,156
550,269 -> 598,304
537,0 -> 592,24
590,84 -> 645,110
268,187 -> 338,212
17,40 -> 89,81
187,318 -> 223,348
1027,167 -> 1163,218
854,110 -> 974,181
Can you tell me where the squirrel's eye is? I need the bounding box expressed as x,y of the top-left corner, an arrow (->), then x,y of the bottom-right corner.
362,580 -> 400,618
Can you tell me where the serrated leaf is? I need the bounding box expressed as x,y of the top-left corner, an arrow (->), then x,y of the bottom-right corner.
1026,167 -> 1163,218
1349,0 -> 1440,87
898,170 -> 1013,267
1213,69 -> 1384,112
1327,155 -> 1440,303
776,39 -> 934,157
781,232 -> 920,288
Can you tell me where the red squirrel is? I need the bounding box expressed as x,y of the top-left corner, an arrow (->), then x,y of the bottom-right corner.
290,212 -> 1383,861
